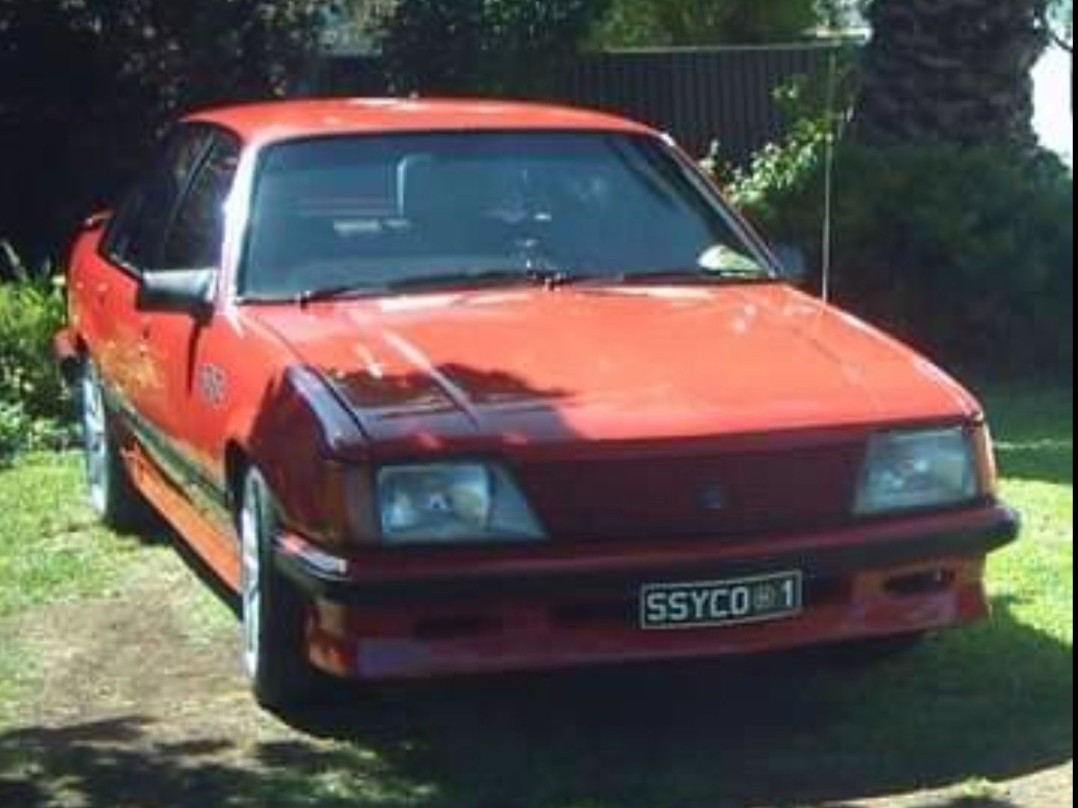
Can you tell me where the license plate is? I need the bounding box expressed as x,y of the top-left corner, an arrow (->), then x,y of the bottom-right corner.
641,572 -> 804,630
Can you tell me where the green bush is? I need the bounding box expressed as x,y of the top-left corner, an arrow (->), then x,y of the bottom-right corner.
732,140 -> 1075,379
0,400 -> 70,461
593,0 -> 821,47
0,243 -> 71,459
726,60 -> 856,215
726,114 -> 830,218
0,401 -> 27,460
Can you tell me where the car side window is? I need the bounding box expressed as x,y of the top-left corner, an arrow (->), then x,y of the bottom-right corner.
160,134 -> 242,270
104,128 -> 212,273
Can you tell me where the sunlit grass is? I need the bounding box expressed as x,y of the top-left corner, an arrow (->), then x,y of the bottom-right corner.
0,454 -> 145,619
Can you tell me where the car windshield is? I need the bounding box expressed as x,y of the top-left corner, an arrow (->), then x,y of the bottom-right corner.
240,131 -> 775,300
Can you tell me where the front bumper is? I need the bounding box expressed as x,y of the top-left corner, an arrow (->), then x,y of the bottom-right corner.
276,505 -> 1019,681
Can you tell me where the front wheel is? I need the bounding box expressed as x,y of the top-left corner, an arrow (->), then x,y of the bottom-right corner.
239,467 -> 319,710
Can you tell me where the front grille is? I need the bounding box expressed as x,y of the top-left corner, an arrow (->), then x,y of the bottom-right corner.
515,442 -> 865,542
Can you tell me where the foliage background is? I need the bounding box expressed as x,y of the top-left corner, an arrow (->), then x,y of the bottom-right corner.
725,58 -> 1074,379
0,245 -> 68,459
0,0 -> 328,268
593,0 -> 821,47
379,0 -> 610,94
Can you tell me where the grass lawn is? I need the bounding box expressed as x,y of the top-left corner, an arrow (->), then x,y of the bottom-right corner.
0,385 -> 1071,807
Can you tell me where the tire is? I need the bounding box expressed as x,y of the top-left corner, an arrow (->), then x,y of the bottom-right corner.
80,363 -> 152,532
239,467 -> 319,710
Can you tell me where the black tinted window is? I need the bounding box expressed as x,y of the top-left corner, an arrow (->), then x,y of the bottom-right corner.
161,134 -> 241,270
105,128 -> 211,271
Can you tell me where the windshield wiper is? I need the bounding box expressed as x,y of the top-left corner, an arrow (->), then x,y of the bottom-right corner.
291,268 -> 629,305
609,267 -> 776,286
388,268 -> 536,292
295,269 -> 557,305
384,267 -> 596,293
294,284 -> 386,307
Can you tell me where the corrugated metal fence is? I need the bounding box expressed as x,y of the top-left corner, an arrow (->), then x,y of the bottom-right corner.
537,46 -> 836,164
313,44 -> 840,165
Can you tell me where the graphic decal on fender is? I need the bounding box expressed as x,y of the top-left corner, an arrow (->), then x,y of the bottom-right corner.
198,364 -> 229,409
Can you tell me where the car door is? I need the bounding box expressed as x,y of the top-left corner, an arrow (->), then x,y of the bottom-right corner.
136,129 -> 244,530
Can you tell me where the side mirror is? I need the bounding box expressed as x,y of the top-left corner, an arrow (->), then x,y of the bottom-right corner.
137,269 -> 216,319
82,210 -> 113,232
773,244 -> 810,285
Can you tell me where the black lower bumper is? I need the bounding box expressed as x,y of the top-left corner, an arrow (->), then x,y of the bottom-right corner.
276,507 -> 1021,608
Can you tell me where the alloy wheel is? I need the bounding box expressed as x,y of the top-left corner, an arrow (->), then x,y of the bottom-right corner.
81,371 -> 109,515
240,477 -> 264,681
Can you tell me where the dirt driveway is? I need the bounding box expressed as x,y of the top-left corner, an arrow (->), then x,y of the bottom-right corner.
0,534 -> 1071,808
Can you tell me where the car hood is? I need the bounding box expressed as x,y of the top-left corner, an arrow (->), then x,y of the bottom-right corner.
246,284 -> 979,455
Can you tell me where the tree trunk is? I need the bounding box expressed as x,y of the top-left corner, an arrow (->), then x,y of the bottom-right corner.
855,0 -> 1050,150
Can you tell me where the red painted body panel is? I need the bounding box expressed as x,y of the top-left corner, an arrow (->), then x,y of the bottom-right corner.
61,99 -> 1016,685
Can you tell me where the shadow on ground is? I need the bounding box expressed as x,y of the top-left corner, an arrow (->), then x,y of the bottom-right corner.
0,596 -> 1070,808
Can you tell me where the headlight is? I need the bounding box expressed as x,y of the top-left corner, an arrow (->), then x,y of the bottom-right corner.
855,428 -> 980,516
377,462 -> 546,545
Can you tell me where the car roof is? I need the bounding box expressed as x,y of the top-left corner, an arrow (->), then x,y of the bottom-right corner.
185,98 -> 657,145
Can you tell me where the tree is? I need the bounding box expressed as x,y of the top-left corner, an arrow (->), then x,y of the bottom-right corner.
854,0 -> 1051,149
324,0 -> 400,54
380,0 -> 610,94
594,0 -> 822,48
0,0 -> 330,259
0,0 -> 328,121
1046,0 -> 1073,49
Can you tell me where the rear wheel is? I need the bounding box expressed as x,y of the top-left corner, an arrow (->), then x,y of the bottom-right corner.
80,364 -> 151,531
239,467 -> 319,710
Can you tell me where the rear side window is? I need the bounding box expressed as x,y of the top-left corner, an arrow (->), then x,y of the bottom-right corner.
104,128 -> 212,272
161,134 -> 242,270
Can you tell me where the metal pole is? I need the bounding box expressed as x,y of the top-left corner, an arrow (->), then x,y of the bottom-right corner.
821,47 -> 838,304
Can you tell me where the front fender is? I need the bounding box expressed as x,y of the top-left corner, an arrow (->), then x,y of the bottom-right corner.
231,365 -> 369,541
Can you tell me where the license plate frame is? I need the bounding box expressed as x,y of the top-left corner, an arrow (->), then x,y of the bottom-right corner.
640,571 -> 804,631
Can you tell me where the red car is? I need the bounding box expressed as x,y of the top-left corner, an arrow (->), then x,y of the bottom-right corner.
56,99 -> 1018,709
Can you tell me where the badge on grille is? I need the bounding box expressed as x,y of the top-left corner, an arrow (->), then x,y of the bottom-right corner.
698,483 -> 727,511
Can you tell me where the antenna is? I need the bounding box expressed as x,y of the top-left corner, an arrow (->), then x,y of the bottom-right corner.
821,46 -> 839,304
